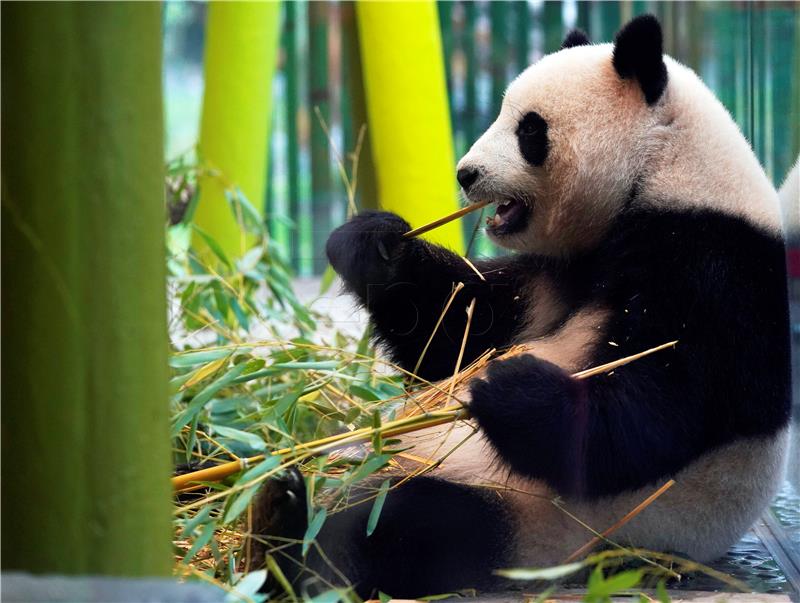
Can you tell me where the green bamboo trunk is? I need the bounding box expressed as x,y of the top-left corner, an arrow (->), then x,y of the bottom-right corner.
341,0 -> 379,211
196,1 -> 281,260
543,1 -> 563,53
490,0 -> 510,118
308,1 -> 333,273
2,2 -> 171,576
283,0 -> 303,265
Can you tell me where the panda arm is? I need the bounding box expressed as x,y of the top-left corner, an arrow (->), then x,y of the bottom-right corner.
467,351 -> 701,498
326,211 -> 541,380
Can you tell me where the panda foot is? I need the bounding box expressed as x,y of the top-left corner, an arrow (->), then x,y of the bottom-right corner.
249,468 -> 309,590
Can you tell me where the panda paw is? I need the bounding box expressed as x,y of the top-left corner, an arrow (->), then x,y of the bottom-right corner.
467,354 -> 577,474
325,211 -> 413,297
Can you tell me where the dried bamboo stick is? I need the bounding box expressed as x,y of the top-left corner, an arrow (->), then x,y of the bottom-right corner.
563,479 -> 676,563
173,340 -> 677,491
403,199 -> 492,239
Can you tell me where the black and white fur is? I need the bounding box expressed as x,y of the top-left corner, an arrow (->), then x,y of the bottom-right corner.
253,15 -> 791,598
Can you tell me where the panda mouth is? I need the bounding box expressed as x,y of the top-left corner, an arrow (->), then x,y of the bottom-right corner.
486,198 -> 529,235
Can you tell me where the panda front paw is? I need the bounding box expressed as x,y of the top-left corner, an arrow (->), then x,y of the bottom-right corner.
325,211 -> 413,297
468,354 -> 578,477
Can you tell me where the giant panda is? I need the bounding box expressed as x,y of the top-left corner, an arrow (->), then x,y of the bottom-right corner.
252,15 -> 791,598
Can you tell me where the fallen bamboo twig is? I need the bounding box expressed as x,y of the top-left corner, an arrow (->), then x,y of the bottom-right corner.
173,340 -> 677,491
402,199 -> 492,239
562,478 -> 676,563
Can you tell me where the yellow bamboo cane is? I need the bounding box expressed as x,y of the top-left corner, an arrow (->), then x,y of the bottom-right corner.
195,2 -> 280,260
356,1 -> 464,252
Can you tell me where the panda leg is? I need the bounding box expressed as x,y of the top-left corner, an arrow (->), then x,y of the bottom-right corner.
251,472 -> 516,599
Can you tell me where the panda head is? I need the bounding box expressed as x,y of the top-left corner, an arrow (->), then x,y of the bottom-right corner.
457,14 -> 779,255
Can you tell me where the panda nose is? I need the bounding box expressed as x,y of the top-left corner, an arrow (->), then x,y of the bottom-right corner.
457,167 -> 480,192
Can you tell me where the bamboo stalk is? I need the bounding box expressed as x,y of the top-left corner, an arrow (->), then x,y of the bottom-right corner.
173,341 -> 677,491
403,199 -> 492,239
173,406 -> 468,491
563,479 -> 676,563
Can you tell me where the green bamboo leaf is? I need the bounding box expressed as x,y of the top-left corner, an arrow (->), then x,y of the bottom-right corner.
302,508 -> 328,557
227,570 -> 267,602
350,383 -> 383,401
272,360 -> 339,370
366,479 -> 391,537
171,362 -> 250,436
266,555 -> 295,598
236,455 -> 282,485
319,264 -> 337,295
193,225 -> 232,268
228,297 -> 250,331
180,505 -> 213,538
183,521 -> 216,562
170,348 -> 234,367
223,483 -> 260,524
349,454 -> 391,484
211,424 -> 266,451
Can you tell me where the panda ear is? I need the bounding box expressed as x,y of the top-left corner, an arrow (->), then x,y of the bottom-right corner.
561,29 -> 590,49
612,14 -> 668,105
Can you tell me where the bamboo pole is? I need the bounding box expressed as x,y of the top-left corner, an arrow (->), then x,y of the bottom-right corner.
2,3 -> 171,575
356,0 -> 464,251
309,1 -> 334,273
282,0 -> 302,266
196,2 -> 280,259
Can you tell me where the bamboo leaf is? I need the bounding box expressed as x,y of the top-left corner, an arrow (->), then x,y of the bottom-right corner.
194,225 -> 232,268
211,424 -> 266,451
183,521 -> 216,562
170,348 -> 235,367
366,479 -> 391,537
227,570 -> 267,602
266,555 -> 295,599
223,483 -> 260,524
237,455 -> 282,485
302,508 -> 328,557
171,362 -> 250,436
319,264 -> 337,295
182,357 -> 228,390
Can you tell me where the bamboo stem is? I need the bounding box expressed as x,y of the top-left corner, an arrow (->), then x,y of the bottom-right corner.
173,340 -> 677,491
403,199 -> 492,239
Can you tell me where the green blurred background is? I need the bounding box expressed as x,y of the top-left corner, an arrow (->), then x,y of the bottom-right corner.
164,0 -> 800,275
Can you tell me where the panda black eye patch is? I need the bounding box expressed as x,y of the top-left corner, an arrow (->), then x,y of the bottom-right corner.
516,112 -> 549,166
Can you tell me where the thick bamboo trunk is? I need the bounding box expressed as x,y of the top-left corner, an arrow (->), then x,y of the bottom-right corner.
196,1 -> 281,260
2,2 -> 171,576
356,0 -> 464,252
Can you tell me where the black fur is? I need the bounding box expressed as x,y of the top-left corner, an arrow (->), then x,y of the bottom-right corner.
612,14 -> 668,105
329,206 -> 790,499
561,28 -> 591,49
516,112 -> 549,167
262,203 -> 790,597
326,210 -> 579,380
253,474 -> 515,598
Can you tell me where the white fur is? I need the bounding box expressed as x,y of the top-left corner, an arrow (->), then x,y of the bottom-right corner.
403,423 -> 788,566
779,157 -> 799,237
457,44 -> 783,255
